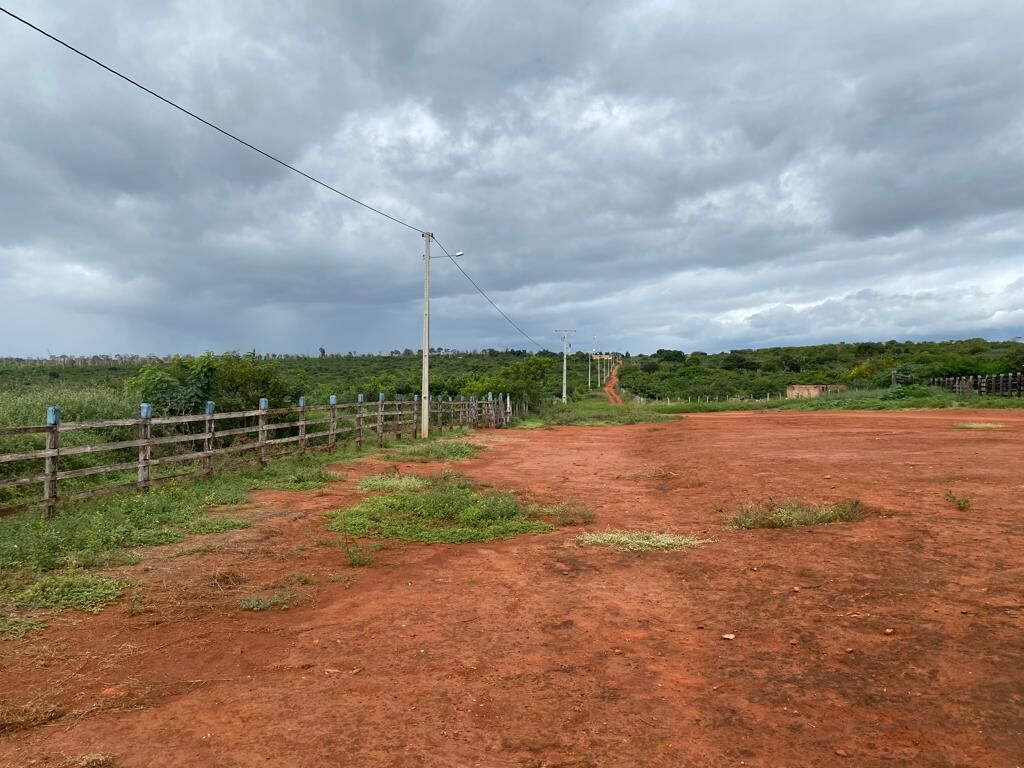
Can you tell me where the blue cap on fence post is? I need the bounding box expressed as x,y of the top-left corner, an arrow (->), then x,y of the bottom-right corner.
379,392 -> 385,402
46,405 -> 61,426
298,396 -> 306,408
205,401 -> 215,415
460,395 -> 465,401
448,395 -> 452,401
329,395 -> 337,405
357,393 -> 364,403
414,394 -> 420,402
487,392 -> 493,401
140,403 -> 153,419
259,397 -> 269,410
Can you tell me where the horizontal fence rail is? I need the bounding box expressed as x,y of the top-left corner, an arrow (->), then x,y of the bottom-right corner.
929,372 -> 1023,398
0,392 -> 525,518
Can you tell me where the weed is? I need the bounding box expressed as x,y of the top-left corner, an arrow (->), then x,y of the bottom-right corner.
730,498 -> 865,529
287,572 -> 318,585
577,530 -> 711,551
0,615 -> 46,639
328,472 -> 553,544
944,490 -> 972,511
207,569 -> 246,589
387,441 -> 482,463
344,541 -> 377,567
13,573 -> 127,613
545,503 -> 596,526
238,590 -> 300,611
357,474 -> 428,492
328,573 -> 358,587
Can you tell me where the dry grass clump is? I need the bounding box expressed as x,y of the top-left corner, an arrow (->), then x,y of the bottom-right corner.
576,530 -> 711,551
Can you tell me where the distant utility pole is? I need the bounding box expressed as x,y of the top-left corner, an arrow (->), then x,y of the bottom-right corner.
589,336 -> 596,390
555,329 -> 576,403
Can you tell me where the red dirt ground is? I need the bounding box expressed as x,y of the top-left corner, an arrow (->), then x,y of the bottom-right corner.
2,410 -> 1023,767
603,364 -> 624,404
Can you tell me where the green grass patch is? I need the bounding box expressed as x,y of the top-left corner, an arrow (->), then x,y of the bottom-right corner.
238,590 -> 300,611
577,530 -> 711,551
650,386 -> 1024,415
534,395 -> 674,426
13,573 -> 127,612
944,490 -> 972,511
387,441 -> 482,462
952,422 -> 1005,429
0,615 -> 46,639
730,498 -> 866,529
357,474 -> 429,492
329,472 -> 553,544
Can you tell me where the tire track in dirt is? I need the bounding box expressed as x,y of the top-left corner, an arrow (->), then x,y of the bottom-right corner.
604,363 -> 624,404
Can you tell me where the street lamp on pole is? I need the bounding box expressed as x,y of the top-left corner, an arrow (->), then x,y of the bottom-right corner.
421,233 -> 464,439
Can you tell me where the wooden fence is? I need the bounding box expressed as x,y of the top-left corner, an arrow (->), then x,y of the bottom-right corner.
929,372 -> 1023,398
0,393 -> 526,518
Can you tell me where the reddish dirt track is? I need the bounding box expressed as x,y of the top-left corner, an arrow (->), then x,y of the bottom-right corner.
604,364 -> 624,404
2,410 -> 1023,767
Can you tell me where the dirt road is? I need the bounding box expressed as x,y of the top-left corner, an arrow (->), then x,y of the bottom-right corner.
604,363 -> 624,403
2,410 -> 1023,767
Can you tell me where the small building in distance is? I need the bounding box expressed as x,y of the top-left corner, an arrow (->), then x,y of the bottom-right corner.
786,384 -> 846,399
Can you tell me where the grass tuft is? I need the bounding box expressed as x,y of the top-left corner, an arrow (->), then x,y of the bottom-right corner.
577,530 -> 711,551
238,590 -> 300,611
13,573 -> 127,612
387,441 -> 482,463
357,474 -> 428,492
0,615 -> 46,639
329,471 -> 553,544
944,490 -> 972,511
730,498 -> 865,529
952,422 -> 1004,429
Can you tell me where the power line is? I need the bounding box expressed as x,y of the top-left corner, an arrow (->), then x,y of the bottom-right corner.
1,6 -> 547,350
0,6 -> 421,233
432,236 -> 547,350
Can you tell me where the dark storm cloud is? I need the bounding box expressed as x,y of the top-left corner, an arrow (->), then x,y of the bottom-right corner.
1,0 -> 1022,357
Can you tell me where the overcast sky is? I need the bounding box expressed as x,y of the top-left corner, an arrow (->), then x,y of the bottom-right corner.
1,1 -> 1022,357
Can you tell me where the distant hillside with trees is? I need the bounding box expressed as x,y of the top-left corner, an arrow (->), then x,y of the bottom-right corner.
618,338 -> 1024,401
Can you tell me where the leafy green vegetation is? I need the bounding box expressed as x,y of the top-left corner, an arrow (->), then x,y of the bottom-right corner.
730,499 -> 866,529
238,590 -> 301,611
387,440 -> 483,462
329,471 -> 555,544
944,490 -> 972,511
619,339 -> 1024,402
648,385 -> 1024,414
0,616 -> 46,639
14,573 -> 128,612
576,531 -> 711,551
357,474 -> 429,492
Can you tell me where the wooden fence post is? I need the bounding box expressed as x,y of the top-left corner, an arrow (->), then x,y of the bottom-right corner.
258,397 -> 269,466
203,400 -> 215,477
413,395 -> 420,439
138,403 -> 152,491
297,396 -> 307,455
395,395 -> 404,441
356,394 -> 365,450
43,405 -> 60,517
376,393 -> 385,448
328,395 -> 338,451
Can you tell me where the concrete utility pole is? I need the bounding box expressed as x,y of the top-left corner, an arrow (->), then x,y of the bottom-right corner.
422,232 -> 432,438
555,329 -> 575,403
589,336 -> 596,390
421,233 -> 464,439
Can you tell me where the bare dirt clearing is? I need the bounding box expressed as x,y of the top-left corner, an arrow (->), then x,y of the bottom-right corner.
2,410 -> 1022,767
